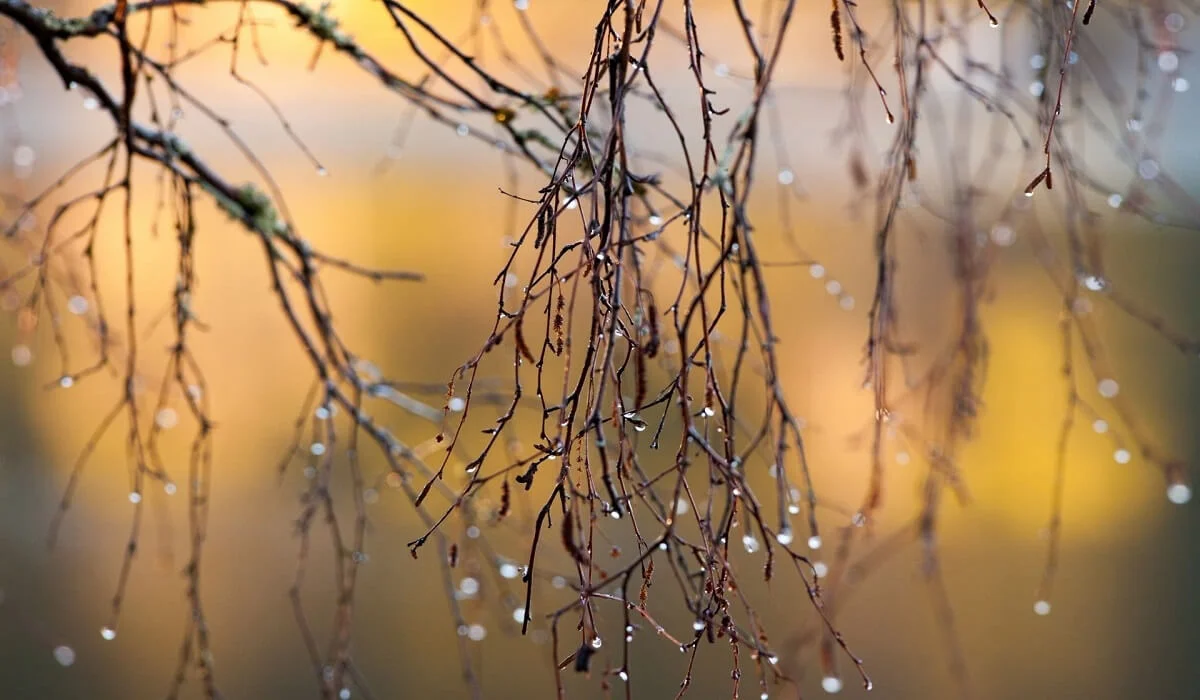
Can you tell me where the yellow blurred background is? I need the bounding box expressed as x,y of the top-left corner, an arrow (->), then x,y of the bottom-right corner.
0,1 -> 1198,699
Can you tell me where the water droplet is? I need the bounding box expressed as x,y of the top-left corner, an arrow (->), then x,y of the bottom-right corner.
1165,13 -> 1186,33
1113,449 -> 1131,464
714,63 -> 730,78
692,619 -> 705,631
1029,80 -> 1044,97
1174,77 -> 1190,93
1082,275 -> 1107,292
468,623 -> 487,641
448,397 -> 466,412
674,499 -> 689,515
896,451 -> 911,465
807,535 -> 822,550
1107,193 -> 1123,209
339,688 -> 351,700
1167,483 -> 1192,505
311,442 -> 327,456
1033,600 -> 1051,616
648,214 -> 663,226
990,224 -> 1015,247
702,406 -> 715,417
809,263 -> 826,279
499,563 -> 520,579
456,123 -> 470,137
1158,51 -> 1179,73
742,534 -> 760,553
1138,159 -> 1160,181
824,280 -> 842,296
777,169 -> 794,186
317,166 -> 329,177
466,525 -> 480,539
1029,54 -> 1046,70
839,295 -> 855,311
1097,378 -> 1119,398
155,408 -> 178,429
822,676 -> 843,694
12,145 -> 34,169
53,645 -> 76,666
813,561 -> 828,578
459,577 -> 479,597
1092,419 -> 1108,434
164,482 -> 177,495
11,345 -> 31,367
100,626 -> 116,641
82,95 -> 99,110
128,492 -> 142,504
590,636 -> 602,649
59,376 -> 74,389
851,512 -> 867,527
618,670 -> 630,681
513,607 -> 527,624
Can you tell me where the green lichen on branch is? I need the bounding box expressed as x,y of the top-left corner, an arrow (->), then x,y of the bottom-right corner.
205,182 -> 287,238
292,1 -> 359,54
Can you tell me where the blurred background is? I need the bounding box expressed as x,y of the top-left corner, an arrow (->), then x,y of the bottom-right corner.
0,1 -> 1199,698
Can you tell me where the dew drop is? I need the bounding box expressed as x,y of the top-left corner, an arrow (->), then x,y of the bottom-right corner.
468,624 -> 487,641
1158,51 -> 1180,73
813,561 -> 828,578
448,397 -> 466,412
692,619 -> 705,631
53,645 -> 76,666
807,535 -> 822,550
1167,483 -> 1192,505
990,224 -> 1015,247
164,482 -> 177,496
311,442 -> 327,456
777,169 -> 794,186
591,636 -> 602,649
1107,193 -> 1123,209
317,166 -> 329,177
128,492 -> 142,504
822,676 -> 843,694
513,607 -> 527,624
618,670 -> 629,681
59,376 -> 74,389
456,123 -> 470,137
742,534 -> 760,553
1113,449 -> 1131,464
777,528 -> 793,545
499,563 -> 520,579
824,280 -> 842,295
809,263 -> 826,279
648,214 -> 663,226
100,626 -> 116,641
895,451 -> 910,465
514,0 -> 529,9
1092,419 -> 1108,434
1097,378 -> 1119,398
1033,600 -> 1051,616
459,577 -> 480,597
155,408 -> 178,429
11,345 -> 31,367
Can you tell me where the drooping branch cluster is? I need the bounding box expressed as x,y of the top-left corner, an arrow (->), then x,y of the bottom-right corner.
0,1 -> 1196,699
